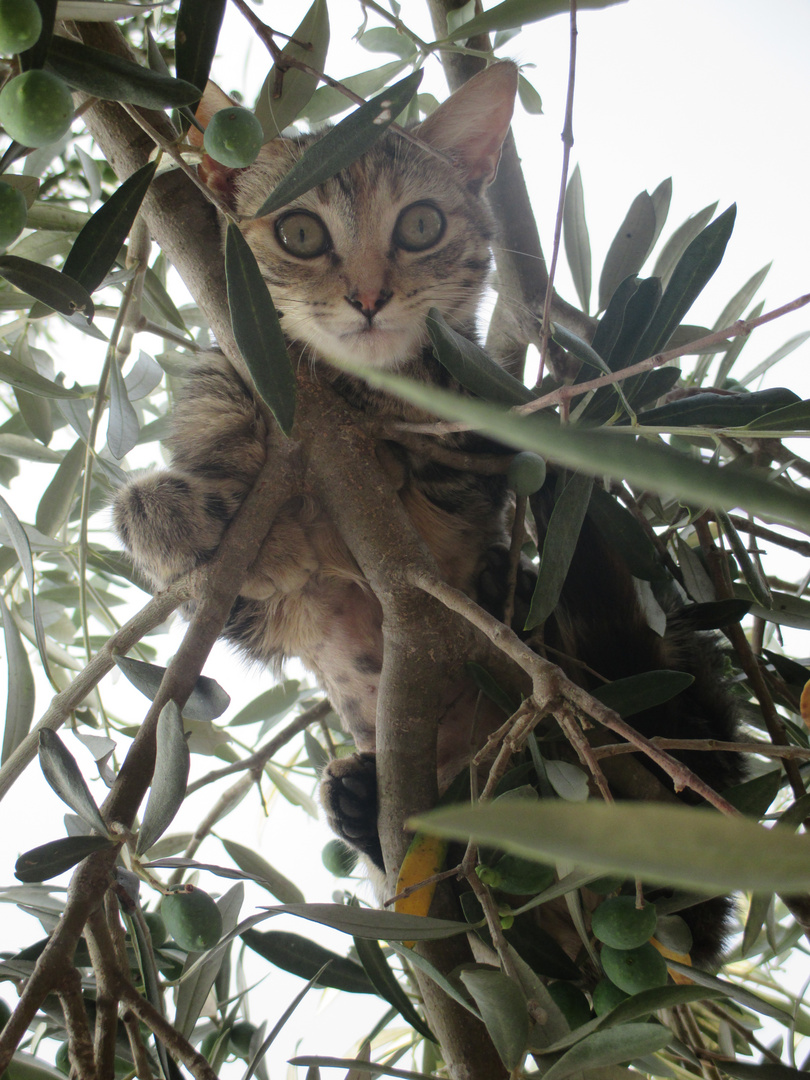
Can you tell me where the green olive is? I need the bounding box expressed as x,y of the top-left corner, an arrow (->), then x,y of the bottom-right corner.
322,838 -> 358,877
546,981 -> 592,1029
0,181 -> 27,251
507,452 -> 547,496
0,0 -> 42,54
600,942 -> 668,995
0,70 -> 73,147
161,886 -> 223,952
591,896 -> 657,950
203,106 -> 264,168
591,977 -> 630,1016
142,910 -> 167,948
229,1020 -> 258,1058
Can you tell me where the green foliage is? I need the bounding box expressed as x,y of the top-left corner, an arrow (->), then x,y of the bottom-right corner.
0,3 -> 807,1079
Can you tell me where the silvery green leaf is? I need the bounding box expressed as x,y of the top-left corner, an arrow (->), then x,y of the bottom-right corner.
15,836 -> 116,882
107,357 -> 139,460
427,307 -> 532,405
301,61 -> 407,126
0,594 -> 35,764
563,164 -> 591,314
136,702 -> 190,855
353,935 -> 435,1041
229,680 -> 302,726
542,1023 -> 671,1080
649,177 -> 672,251
61,162 -> 157,294
221,838 -> 304,904
56,2 -> 165,19
517,73 -> 543,114
241,928 -> 376,995
225,224 -> 296,434
526,473 -> 593,630
739,331 -> 810,389
0,256 -> 94,322
545,760 -> 588,802
329,360 -> 810,533
651,201 -> 718,289
0,493 -> 51,680
174,0 -> 225,107
48,36 -> 201,109
124,351 -> 163,400
441,0 -> 628,39
0,435 -> 61,463
410,801 -> 810,894
254,0 -> 330,140
255,69 -> 423,218
598,191 -> 656,312
114,655 -> 230,721
38,730 -> 108,835
591,670 -> 695,718
261,902 -> 469,941
358,26 -> 416,59
460,969 -> 528,1070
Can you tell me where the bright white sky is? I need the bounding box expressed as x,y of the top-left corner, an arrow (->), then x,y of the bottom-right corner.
1,1 -> 809,1076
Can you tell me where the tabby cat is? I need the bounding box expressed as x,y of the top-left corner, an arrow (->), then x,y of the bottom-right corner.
114,61 -> 741,963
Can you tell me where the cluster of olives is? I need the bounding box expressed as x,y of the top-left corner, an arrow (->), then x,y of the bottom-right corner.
0,0 -> 73,249
0,0 -> 73,148
591,893 -> 668,1006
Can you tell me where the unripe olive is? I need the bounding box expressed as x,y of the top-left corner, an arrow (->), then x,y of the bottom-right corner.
591,896 -> 657,950
0,0 -> 42,54
507,452 -> 547,496
587,874 -> 626,895
591,977 -> 630,1016
203,107 -> 264,168
600,942 -> 668,995
0,998 -> 11,1028
322,838 -> 358,877
478,853 -> 555,895
55,1043 -> 70,1076
0,70 -> 74,148
161,885 -> 223,952
546,981 -> 591,1029
229,1020 -> 258,1058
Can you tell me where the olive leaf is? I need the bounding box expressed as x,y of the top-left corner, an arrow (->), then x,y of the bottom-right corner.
61,161 -> 157,295
353,935 -> 436,1041
38,730 -> 108,835
541,1023 -> 671,1080
254,0 -> 330,140
459,969 -> 529,1070
409,801 -> 810,894
0,352 -> 86,399
441,0 -> 628,39
0,256 -> 94,321
47,34 -> 201,108
526,473 -> 593,630
225,223 -> 296,434
427,308 -> 533,405
254,69 -> 423,218
174,0 -> 227,107
15,835 -> 116,883
0,594 -> 35,764
114,655 -> 230,721
598,190 -> 656,312
136,702 -> 190,855
591,670 -> 695,718
0,493 -> 52,681
242,929 -> 376,995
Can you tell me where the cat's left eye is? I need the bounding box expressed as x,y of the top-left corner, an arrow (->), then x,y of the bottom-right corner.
275,211 -> 331,258
393,203 -> 445,252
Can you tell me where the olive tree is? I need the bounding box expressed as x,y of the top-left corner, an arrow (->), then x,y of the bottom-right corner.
0,3 -> 808,1079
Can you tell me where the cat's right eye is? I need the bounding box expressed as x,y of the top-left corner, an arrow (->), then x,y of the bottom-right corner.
275,211 -> 331,258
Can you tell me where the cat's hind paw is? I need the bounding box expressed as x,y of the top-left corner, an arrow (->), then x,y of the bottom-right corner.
320,752 -> 382,869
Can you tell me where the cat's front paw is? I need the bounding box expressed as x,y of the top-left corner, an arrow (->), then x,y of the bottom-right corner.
114,471 -> 238,589
478,543 -> 536,633
320,752 -> 382,868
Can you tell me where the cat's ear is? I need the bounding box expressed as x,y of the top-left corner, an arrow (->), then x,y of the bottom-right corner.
416,62 -> 518,190
192,82 -> 247,209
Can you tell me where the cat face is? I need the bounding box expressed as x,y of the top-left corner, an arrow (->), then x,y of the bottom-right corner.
202,62 -> 518,371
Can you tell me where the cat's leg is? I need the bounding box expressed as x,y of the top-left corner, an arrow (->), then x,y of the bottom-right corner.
114,355 -> 320,595
320,753 -> 383,868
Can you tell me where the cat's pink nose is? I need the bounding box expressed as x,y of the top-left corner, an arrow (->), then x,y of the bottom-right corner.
345,287 -> 393,322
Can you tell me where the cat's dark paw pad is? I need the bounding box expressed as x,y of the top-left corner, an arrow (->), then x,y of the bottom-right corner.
320,752 -> 382,868
478,543 -> 536,632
